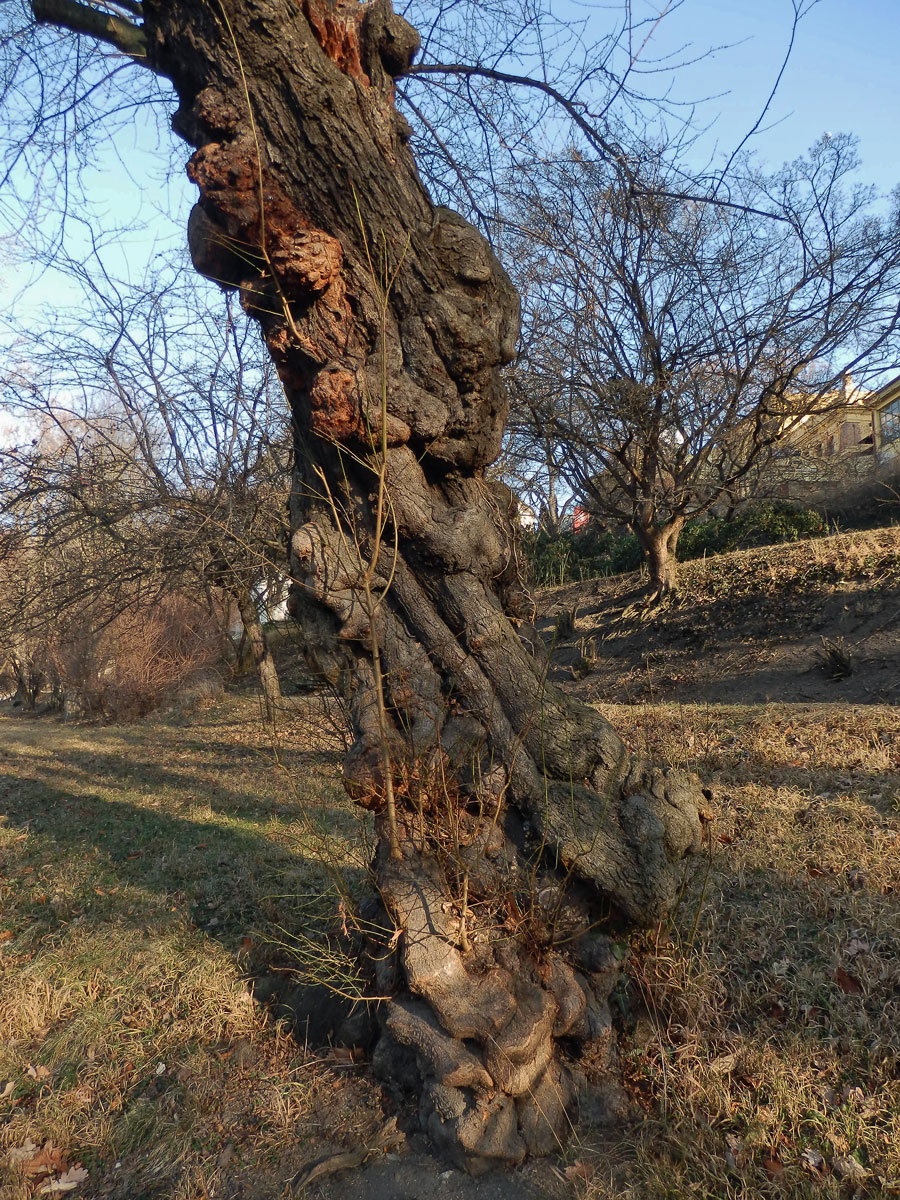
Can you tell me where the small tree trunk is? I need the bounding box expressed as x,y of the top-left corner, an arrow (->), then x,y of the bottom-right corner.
11,655 -> 43,711
639,519 -> 684,597
235,588 -> 281,721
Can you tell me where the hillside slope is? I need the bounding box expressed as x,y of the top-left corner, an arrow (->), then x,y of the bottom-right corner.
537,528 -> 900,705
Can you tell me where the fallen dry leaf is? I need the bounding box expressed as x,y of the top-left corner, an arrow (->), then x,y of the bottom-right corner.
801,1147 -> 825,1174
320,1046 -> 363,1066
833,1155 -> 868,1183
39,1165 -> 89,1194
762,1154 -> 784,1179
710,1053 -> 738,1075
835,967 -> 864,995
564,1160 -> 596,1182
9,1139 -> 39,1167
724,1134 -> 745,1172
15,1141 -> 68,1180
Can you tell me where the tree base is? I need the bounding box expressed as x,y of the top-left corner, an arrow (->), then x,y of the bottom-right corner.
372,969 -> 619,1172
363,795 -> 669,1172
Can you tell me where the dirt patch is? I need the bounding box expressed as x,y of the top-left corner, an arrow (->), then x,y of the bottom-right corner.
537,527 -> 900,706
309,1135 -> 569,1200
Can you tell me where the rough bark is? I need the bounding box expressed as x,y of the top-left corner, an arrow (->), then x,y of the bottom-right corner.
234,586 -> 281,721
637,518 -> 684,596
40,0 -> 704,1169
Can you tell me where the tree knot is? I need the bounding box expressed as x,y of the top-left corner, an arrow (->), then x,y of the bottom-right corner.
362,0 -> 421,77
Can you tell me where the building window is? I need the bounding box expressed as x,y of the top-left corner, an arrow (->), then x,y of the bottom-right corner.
881,397 -> 900,445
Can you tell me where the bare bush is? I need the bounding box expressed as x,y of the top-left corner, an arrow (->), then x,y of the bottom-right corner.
56,594 -> 223,721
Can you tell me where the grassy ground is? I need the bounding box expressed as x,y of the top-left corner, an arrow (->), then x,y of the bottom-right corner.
539,527 -> 900,706
2,553 -> 899,1197
0,695 -> 386,1199
572,701 -> 900,1200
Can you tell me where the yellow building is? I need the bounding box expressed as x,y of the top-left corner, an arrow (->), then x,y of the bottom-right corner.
769,376 -> 875,489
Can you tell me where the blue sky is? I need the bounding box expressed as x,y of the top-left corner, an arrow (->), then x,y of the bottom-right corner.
4,0 -> 899,335
597,0 -> 900,195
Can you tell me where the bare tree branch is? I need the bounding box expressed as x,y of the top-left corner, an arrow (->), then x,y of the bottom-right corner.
31,0 -> 146,59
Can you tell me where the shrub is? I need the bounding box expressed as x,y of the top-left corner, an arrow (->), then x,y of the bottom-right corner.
523,527 -> 642,588
522,501 -> 827,587
677,502 -> 825,560
47,593 -> 223,720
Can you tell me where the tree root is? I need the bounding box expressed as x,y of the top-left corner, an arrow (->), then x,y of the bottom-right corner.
287,1119 -> 406,1192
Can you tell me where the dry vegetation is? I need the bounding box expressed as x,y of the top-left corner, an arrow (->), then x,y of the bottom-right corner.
0,697 -> 386,1200
571,701 -> 900,1200
2,532 -> 899,1199
541,527 -> 900,706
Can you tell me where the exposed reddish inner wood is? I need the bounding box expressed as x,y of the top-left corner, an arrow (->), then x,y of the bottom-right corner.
301,0 -> 369,83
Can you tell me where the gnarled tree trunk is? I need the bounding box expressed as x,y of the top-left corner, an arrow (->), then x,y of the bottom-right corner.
636,517 -> 684,596
36,0 -> 704,1171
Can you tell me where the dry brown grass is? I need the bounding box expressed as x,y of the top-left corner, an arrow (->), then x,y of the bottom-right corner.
2,681 -> 899,1198
0,695 -> 383,1200
569,701 -> 900,1199
539,525 -> 900,710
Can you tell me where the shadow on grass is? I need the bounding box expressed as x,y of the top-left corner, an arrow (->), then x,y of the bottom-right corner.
538,578 -> 900,706
0,724 -> 345,823
2,706 -> 899,1196
0,732 -> 372,1040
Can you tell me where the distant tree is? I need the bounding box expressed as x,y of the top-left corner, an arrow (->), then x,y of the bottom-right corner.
1,268 -> 291,718
506,137 -> 900,593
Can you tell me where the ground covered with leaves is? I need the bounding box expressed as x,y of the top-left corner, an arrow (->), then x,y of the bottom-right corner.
0,698 -> 388,1199
2,535 -> 899,1198
587,701 -> 900,1200
540,527 -> 900,706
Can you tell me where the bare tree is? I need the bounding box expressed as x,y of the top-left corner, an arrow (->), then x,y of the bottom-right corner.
505,139 -> 900,593
1,267 -> 291,717
3,0 -> 708,1168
